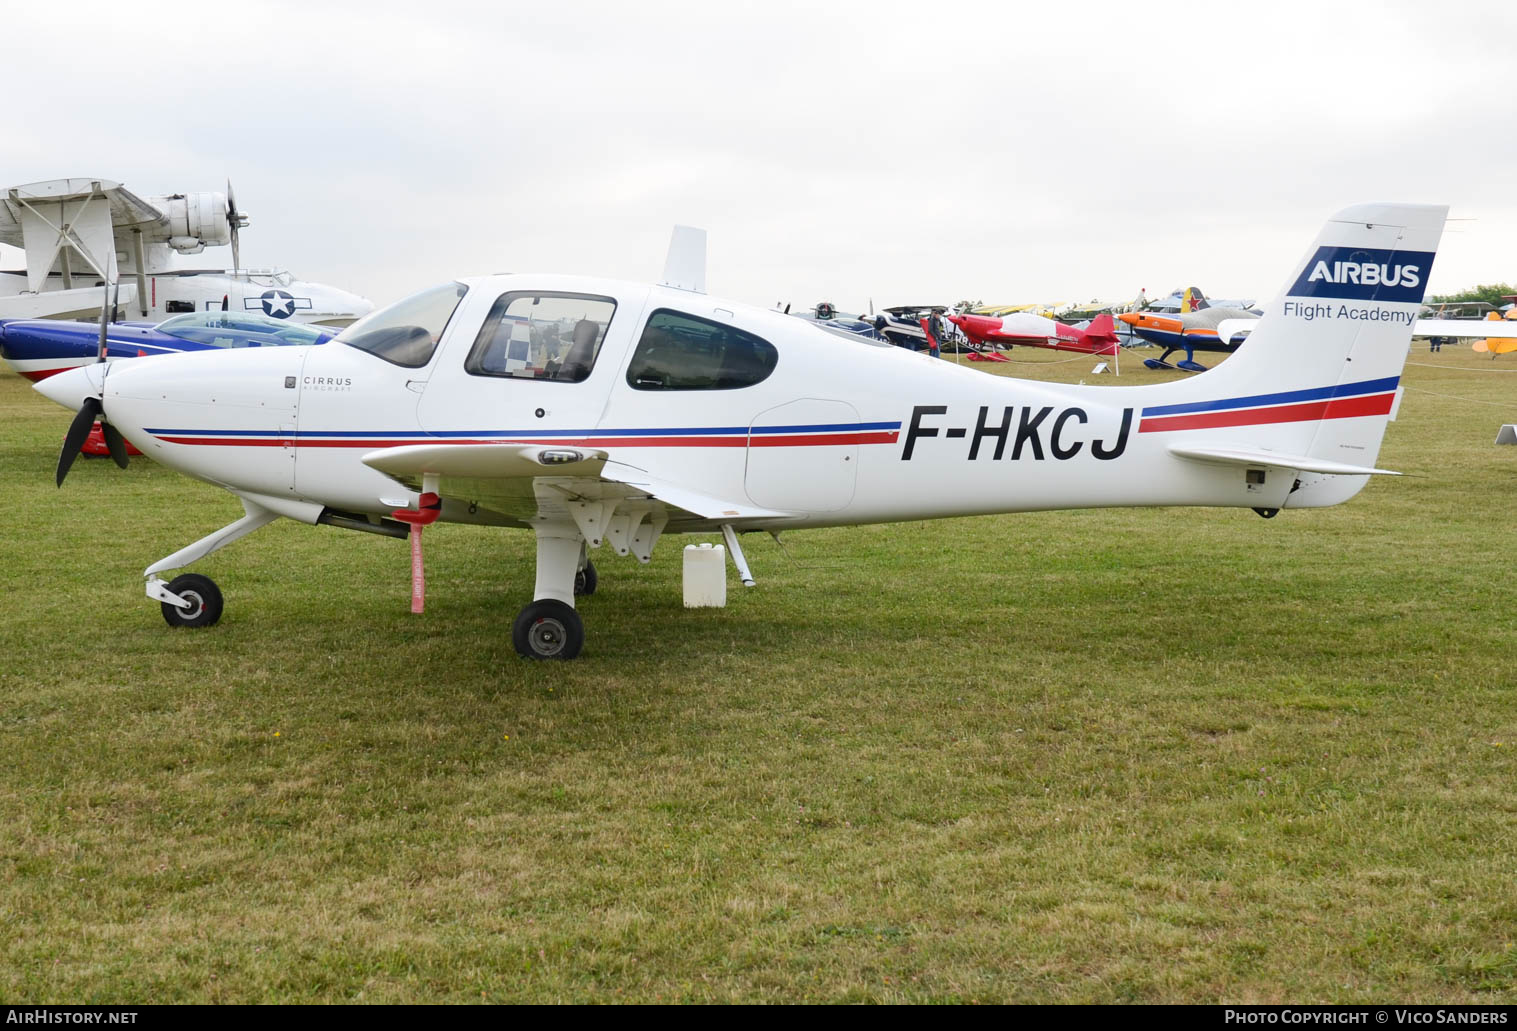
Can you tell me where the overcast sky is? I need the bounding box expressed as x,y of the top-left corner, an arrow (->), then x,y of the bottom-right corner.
4,0 -> 1514,314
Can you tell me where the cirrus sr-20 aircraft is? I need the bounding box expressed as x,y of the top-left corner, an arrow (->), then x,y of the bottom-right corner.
37,204 -> 1446,659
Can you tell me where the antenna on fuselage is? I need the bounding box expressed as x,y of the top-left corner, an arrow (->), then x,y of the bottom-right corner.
660,225 -> 706,294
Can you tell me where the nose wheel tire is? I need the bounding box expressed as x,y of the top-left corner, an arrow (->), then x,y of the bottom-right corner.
574,560 -> 597,597
512,599 -> 584,660
160,573 -> 224,629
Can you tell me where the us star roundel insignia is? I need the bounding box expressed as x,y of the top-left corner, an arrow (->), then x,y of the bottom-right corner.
260,289 -> 296,318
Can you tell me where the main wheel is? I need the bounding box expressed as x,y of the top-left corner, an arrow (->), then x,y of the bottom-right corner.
512,599 -> 584,660
574,560 -> 597,597
160,573 -> 224,629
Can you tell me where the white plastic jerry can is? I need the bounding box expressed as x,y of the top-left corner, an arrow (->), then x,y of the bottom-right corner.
683,543 -> 727,608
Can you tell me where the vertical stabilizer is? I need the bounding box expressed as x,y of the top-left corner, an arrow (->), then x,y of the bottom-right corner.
1148,204 -> 1447,509
660,225 -> 707,294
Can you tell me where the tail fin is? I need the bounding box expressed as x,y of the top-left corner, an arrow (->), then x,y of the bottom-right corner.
1083,313 -> 1120,355
1154,203 -> 1447,508
1181,287 -> 1208,313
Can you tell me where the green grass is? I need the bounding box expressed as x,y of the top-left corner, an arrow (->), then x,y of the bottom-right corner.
1,346 -> 1515,1003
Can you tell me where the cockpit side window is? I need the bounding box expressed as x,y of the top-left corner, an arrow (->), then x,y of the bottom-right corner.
336,281 -> 467,368
464,292 -> 617,383
626,309 -> 778,390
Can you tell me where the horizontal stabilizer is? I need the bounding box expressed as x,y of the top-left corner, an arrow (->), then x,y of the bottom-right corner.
1214,318 -> 1258,344
1168,443 -> 1400,476
362,442 -> 608,479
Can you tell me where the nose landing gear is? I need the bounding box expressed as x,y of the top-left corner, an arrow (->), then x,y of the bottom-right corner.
159,573 -> 224,628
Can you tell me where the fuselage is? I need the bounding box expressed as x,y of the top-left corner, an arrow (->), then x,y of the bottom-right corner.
52,272 -> 1329,533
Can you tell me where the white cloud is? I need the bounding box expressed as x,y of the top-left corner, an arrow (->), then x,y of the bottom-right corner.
3,0 -> 1513,312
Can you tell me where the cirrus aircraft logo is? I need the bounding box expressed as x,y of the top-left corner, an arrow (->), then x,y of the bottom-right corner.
1288,246 -> 1435,304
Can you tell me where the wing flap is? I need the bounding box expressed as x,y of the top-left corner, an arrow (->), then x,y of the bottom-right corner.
1168,443 -> 1400,476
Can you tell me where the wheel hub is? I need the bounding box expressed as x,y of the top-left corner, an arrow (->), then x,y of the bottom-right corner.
530,617 -> 566,656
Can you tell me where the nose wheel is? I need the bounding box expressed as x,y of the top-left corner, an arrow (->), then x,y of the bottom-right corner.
159,573 -> 224,629
512,599 -> 584,660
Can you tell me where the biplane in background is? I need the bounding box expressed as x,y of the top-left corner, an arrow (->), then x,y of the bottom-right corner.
0,178 -> 371,326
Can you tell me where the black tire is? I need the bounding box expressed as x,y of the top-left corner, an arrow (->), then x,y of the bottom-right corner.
160,573 -> 223,629
574,560 -> 597,597
511,599 -> 584,660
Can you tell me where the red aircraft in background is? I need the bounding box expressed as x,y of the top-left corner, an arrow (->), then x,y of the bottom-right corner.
946,311 -> 1121,359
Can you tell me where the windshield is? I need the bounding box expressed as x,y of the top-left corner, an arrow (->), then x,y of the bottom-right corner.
336,282 -> 467,368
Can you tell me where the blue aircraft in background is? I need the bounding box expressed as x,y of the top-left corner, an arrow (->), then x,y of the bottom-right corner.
1,310 -> 336,382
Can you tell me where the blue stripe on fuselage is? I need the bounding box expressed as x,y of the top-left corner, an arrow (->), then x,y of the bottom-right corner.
1141,376 -> 1400,417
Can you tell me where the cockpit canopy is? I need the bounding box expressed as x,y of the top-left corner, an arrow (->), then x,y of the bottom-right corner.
155,311 -> 332,348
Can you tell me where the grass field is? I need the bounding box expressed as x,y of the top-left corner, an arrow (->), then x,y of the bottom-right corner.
1,345 -> 1515,1003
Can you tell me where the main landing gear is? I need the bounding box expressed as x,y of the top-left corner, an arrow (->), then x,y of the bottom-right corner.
1142,346 -> 1209,374
512,599 -> 583,659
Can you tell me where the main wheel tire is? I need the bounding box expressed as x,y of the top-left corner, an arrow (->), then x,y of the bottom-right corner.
574,560 -> 597,597
512,599 -> 584,660
160,573 -> 224,629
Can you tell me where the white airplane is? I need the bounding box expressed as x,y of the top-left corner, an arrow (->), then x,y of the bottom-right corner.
0,178 -> 372,326
37,205 -> 1446,659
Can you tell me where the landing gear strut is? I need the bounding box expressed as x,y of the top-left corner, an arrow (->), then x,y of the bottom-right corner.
513,523 -> 586,659
143,497 -> 284,628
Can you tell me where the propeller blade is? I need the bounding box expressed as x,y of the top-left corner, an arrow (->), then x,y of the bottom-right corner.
56,397 -> 103,487
227,178 -> 242,273
101,421 -> 130,470
96,280 -> 110,363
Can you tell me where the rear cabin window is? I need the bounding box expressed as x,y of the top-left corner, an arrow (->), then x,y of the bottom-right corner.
464,292 -> 617,383
626,309 -> 778,390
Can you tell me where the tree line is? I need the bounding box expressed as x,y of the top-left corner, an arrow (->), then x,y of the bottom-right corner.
1428,283 -> 1516,306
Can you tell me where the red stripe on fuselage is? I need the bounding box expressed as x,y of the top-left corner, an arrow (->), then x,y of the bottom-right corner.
1138,392 -> 1395,433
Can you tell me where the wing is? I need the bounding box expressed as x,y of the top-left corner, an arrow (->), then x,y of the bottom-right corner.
0,179 -> 165,317
1413,319 -> 1517,339
362,442 -> 790,558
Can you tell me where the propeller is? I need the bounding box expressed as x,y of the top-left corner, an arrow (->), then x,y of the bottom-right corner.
96,276 -> 112,363
56,398 -> 103,486
226,179 -> 248,273
57,281 -> 131,485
